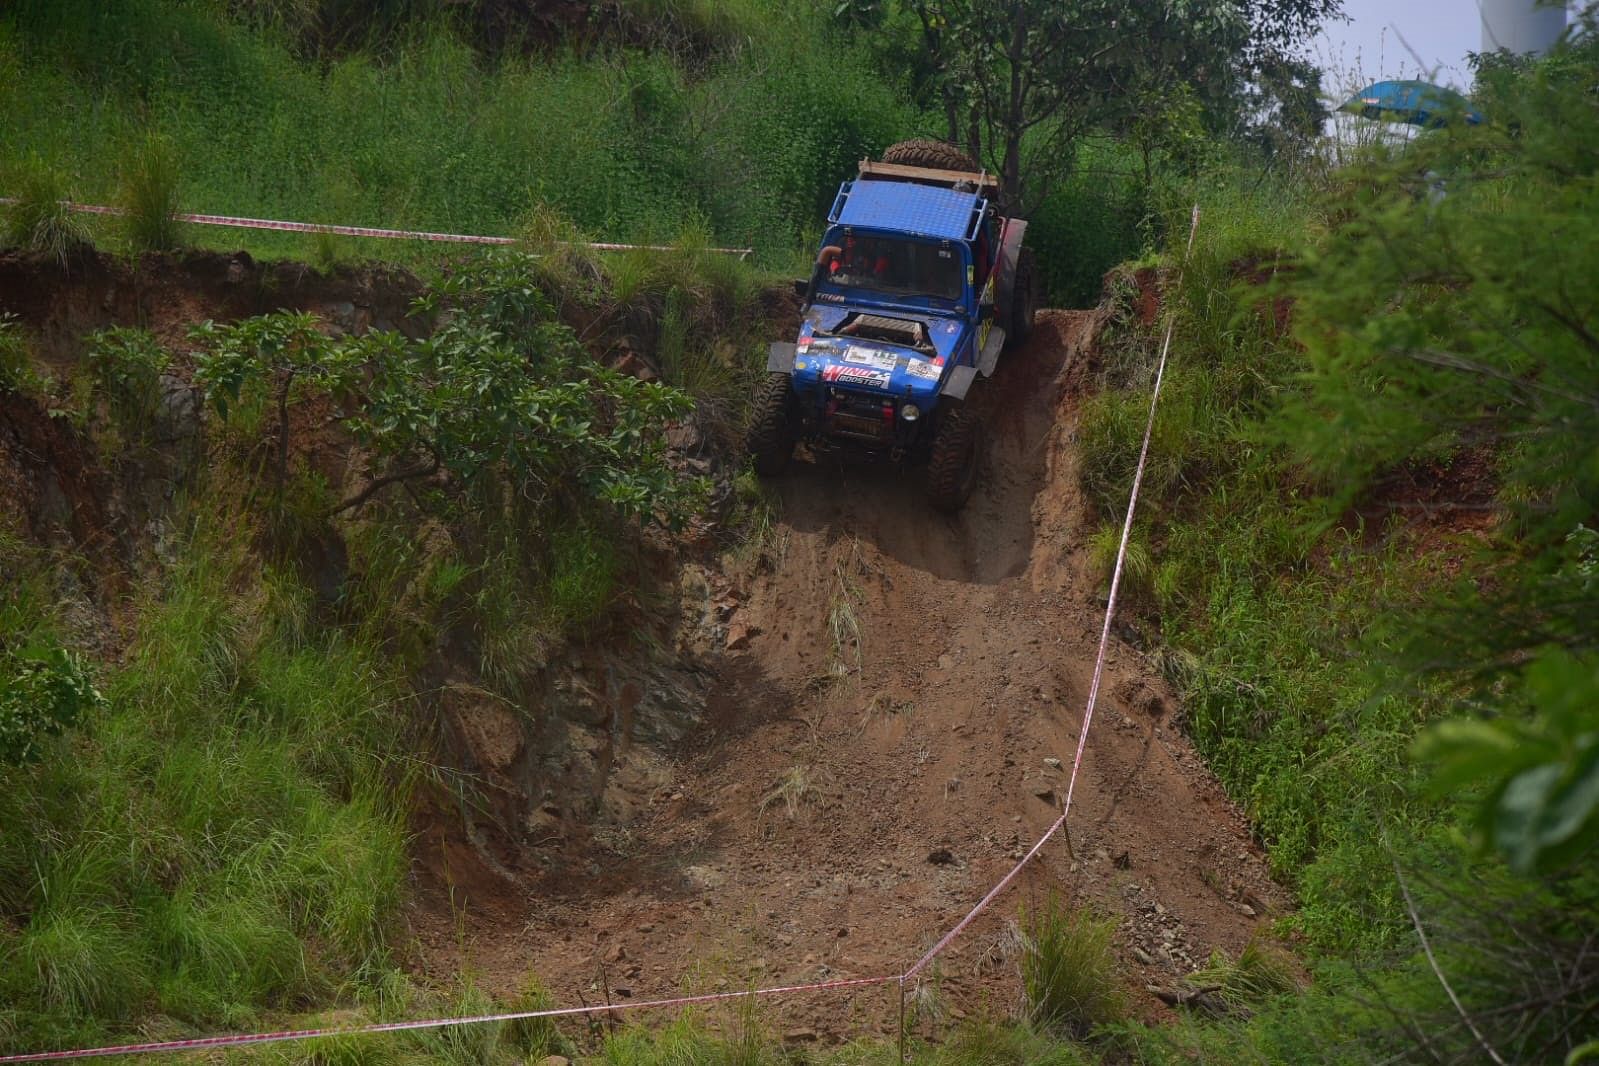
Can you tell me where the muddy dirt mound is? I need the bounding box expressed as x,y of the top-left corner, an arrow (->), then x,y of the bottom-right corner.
409,309 -> 1283,1037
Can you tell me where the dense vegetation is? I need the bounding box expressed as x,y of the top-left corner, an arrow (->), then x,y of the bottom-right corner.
4,0 -> 1597,1062
1075,24 -> 1599,1061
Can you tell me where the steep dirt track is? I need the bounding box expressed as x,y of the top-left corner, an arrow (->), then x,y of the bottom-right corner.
410,310 -> 1283,1036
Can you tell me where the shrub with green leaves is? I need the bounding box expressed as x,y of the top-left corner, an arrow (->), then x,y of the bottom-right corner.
0,643 -> 101,767
1077,25 -> 1599,1061
83,326 -> 170,442
1278,26 -> 1599,880
191,256 -> 708,527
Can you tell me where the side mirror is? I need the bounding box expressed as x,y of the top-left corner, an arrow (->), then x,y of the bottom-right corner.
792,278 -> 809,298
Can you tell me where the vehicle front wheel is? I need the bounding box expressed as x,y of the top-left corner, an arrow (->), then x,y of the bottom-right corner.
926,406 -> 983,512
747,372 -> 798,476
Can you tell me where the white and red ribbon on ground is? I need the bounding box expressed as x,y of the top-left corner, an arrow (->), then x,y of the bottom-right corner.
0,204 -> 1200,1066
0,199 -> 753,258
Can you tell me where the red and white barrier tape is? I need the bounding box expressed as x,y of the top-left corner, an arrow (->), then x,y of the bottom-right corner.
0,976 -> 896,1063
0,207 -> 1200,1063
0,199 -> 753,258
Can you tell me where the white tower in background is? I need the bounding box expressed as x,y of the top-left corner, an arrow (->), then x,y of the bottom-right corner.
1480,0 -> 1567,55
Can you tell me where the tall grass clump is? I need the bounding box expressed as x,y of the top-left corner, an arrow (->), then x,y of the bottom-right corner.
1017,897 -> 1125,1039
1185,940 -> 1300,1013
0,521 -> 412,1051
1,157 -> 90,266
117,132 -> 182,253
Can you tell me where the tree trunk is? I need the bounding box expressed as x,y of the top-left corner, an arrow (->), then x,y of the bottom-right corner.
1001,3 -> 1027,210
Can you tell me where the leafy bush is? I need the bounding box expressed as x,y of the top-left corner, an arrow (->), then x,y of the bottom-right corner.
0,643 -> 101,766
83,326 -> 170,443
1417,646 -> 1599,876
1017,896 -> 1125,1038
190,258 -> 707,526
1276,25 -> 1599,880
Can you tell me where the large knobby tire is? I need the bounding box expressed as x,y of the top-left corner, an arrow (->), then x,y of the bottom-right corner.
926,406 -> 983,513
882,138 -> 980,172
1008,247 -> 1038,347
747,372 -> 798,476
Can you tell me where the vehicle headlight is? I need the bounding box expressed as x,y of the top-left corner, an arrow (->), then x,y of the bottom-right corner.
900,403 -> 921,422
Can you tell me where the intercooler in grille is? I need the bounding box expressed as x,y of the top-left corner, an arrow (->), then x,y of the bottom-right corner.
844,313 -> 927,349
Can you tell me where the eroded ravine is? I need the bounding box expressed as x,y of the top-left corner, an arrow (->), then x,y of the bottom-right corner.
409,309 -> 1283,1037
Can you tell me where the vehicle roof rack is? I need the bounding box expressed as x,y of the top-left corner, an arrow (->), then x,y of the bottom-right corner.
857,159 -> 999,195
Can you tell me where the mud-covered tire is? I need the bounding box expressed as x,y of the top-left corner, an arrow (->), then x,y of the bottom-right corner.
746,372 -> 798,476
926,406 -> 983,513
882,138 -> 980,173
1008,247 -> 1038,347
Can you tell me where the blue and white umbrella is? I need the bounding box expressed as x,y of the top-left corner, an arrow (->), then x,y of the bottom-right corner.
1340,79 -> 1486,127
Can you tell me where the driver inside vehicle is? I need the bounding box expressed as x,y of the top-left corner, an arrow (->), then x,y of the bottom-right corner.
816,236 -> 958,298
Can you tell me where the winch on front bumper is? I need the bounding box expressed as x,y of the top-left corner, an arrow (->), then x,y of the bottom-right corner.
815,388 -> 913,450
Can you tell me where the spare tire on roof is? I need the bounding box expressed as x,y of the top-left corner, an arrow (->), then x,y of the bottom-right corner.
881,139 -> 980,172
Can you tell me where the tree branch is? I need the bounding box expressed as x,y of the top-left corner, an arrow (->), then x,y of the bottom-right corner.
329,455 -> 443,517
1391,853 -> 1509,1066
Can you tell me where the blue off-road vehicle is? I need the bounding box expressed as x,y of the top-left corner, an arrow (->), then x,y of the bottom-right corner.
746,139 -> 1036,512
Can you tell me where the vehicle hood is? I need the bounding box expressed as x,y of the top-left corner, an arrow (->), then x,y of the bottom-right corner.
790,306 -> 968,402
801,304 -> 971,363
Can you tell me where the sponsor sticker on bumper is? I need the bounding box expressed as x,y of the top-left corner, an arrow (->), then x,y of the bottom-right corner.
823,364 -> 892,389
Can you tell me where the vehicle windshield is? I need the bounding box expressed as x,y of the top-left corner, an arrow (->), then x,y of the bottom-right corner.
817,233 -> 965,302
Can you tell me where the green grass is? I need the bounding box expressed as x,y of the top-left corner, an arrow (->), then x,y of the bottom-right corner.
1017,897 -> 1125,1039
116,131 -> 182,252
0,0 -> 913,269
1069,163 -> 1454,954
0,314 -> 46,396
0,0 -> 1152,298
1,155 -> 91,265
1185,940 -> 1300,1013
0,520 -> 412,1052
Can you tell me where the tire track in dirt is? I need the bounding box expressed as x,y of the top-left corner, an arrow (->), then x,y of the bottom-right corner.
410,309 -> 1283,1038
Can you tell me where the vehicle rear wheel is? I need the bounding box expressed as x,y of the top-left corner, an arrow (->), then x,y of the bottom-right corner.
926,406 -> 983,512
882,138 -> 980,172
747,372 -> 798,476
1008,247 -> 1038,347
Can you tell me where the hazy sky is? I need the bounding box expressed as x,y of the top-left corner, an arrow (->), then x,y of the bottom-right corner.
1313,0 -> 1590,92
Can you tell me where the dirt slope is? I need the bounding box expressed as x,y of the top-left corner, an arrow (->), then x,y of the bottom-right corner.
409,310 -> 1284,1037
